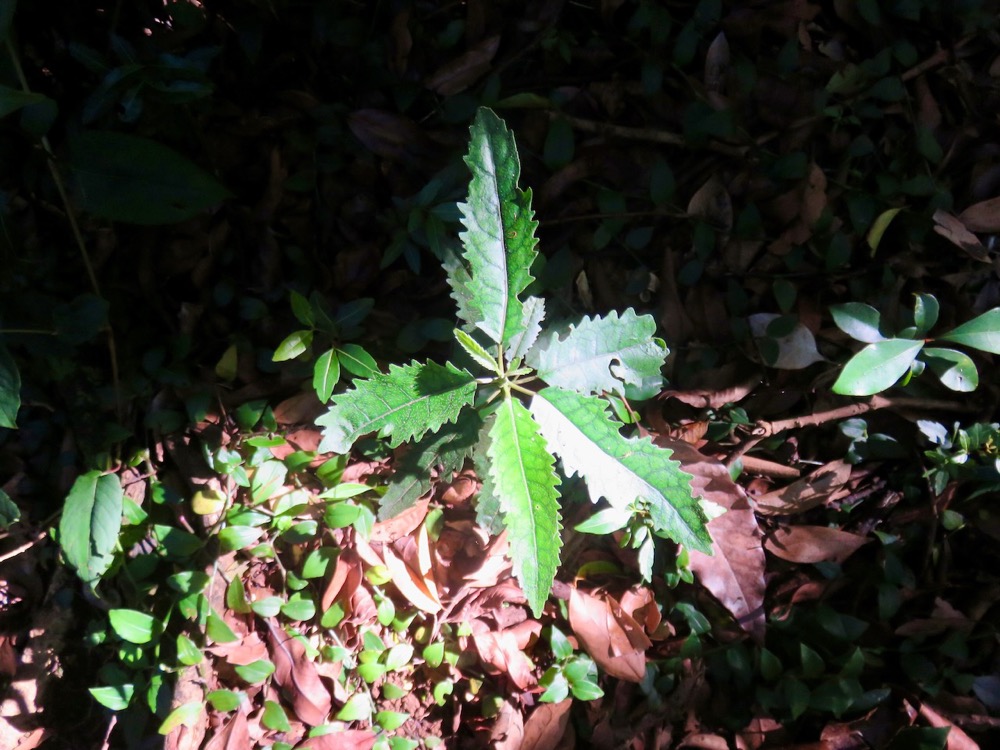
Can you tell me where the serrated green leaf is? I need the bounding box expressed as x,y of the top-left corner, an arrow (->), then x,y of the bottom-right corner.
938,308 -> 1000,354
832,338 -> 924,396
922,347 -> 978,392
454,328 -> 500,373
379,410 -> 481,520
316,360 -> 477,455
530,388 -> 711,554
59,471 -> 123,586
473,415 -> 504,535
459,108 -> 539,347
527,310 -> 666,396
0,343 -> 20,429
830,303 -> 884,343
313,349 -> 341,403
488,396 -> 561,617
506,296 -> 546,364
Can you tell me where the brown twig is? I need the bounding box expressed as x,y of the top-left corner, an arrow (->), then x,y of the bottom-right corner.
728,395 -> 977,467
6,36 -> 123,420
549,111 -> 749,159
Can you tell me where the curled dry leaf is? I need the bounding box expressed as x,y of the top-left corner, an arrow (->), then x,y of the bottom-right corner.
424,35 -> 500,96
658,439 -> 765,642
370,497 -> 430,543
932,209 -> 991,262
381,526 -> 442,613
753,459 -> 852,516
958,196 -> 1000,233
207,632 -> 268,666
491,699 -> 526,750
521,700 -> 573,750
764,525 -> 871,564
569,587 -> 651,683
473,626 -> 537,690
264,619 -> 332,727
202,709 -> 249,750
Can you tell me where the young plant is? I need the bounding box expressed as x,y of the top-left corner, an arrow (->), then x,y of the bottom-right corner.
831,294 -> 1000,396
316,108 -> 712,616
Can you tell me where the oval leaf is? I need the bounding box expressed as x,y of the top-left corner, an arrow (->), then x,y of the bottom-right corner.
59,471 -> 123,586
922,347 -> 979,392
830,303 -> 884,343
313,349 -> 341,403
70,131 -> 232,225
109,609 -> 161,644
0,343 -> 20,429
938,308 -> 1000,354
832,339 -> 923,396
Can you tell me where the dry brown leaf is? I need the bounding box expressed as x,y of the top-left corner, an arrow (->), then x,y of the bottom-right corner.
687,176 -> 733,233
658,440 -> 766,642
959,196 -> 1000,233
203,709 -> 249,750
754,460 -> 852,516
491,699 -> 526,750
473,627 -> 537,689
424,34 -> 500,96
382,541 -> 442,613
265,619 -> 332,726
299,729 -> 377,750
569,588 -> 651,683
521,700 -> 572,750
273,391 -> 324,425
371,497 -> 429,543
932,209 -> 991,262
918,703 -> 979,750
346,109 -> 437,165
764,526 -> 871,564
207,632 -> 268,666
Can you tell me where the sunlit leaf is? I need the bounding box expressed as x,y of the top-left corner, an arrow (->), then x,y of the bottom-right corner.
313,349 -> 341,403
458,107 -> 539,346
317,360 -> 476,455
922,347 -> 978,392
109,609 -> 162,644
488,395 -> 561,617
531,388 -> 711,554
938,308 -> 1000,354
832,339 -> 923,396
830,303 -> 885,343
527,310 -> 666,396
59,471 -> 123,587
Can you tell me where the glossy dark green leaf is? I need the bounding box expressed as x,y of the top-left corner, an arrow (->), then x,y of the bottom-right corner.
832,339 -> 923,396
938,308 -> 1000,354
0,344 -> 19,429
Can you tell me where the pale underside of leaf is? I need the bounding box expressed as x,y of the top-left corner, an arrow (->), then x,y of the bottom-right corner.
316,360 -> 477,455
488,395 -> 561,617
459,108 -> 539,348
506,296 -> 546,364
473,415 -> 504,535
530,387 -> 711,554
527,309 -> 666,396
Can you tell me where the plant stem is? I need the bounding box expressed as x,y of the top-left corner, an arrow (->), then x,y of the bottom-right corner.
5,35 -> 123,420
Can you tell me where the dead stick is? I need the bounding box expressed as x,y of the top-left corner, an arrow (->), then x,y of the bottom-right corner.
728,395 -> 976,467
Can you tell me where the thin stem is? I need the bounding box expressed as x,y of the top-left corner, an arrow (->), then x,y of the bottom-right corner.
6,35 -> 123,419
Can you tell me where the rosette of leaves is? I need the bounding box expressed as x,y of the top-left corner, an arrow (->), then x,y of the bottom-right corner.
317,108 -> 712,615
831,294 -> 1000,396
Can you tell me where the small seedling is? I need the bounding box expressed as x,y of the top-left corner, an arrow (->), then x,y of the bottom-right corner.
316,108 -> 712,616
